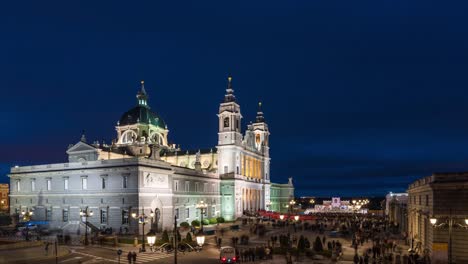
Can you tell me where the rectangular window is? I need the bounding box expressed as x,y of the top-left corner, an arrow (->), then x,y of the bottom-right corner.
102,178 -> 107,189
419,195 -> 421,205
64,178 -> 69,190
16,180 -> 20,192
123,176 -> 128,189
204,183 -> 207,192
100,209 -> 107,224
81,177 -> 87,190
175,208 -> 179,219
122,210 -> 129,225
212,206 -> 216,216
31,180 -> 35,192
195,182 -> 199,192
63,209 -> 68,222
224,166 -> 228,174
174,180 -> 179,191
46,208 -> 52,221
185,181 -> 190,192
426,195 -> 429,206
46,179 -> 51,191
186,208 -> 190,218
211,183 -> 215,193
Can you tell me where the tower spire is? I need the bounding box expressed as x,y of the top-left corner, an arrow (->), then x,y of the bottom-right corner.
136,80 -> 149,107
255,101 -> 265,122
224,75 -> 236,103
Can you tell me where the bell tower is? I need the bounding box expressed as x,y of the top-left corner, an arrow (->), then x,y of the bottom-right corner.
217,76 -> 243,146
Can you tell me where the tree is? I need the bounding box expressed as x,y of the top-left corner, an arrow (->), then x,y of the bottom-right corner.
161,229 -> 169,243
313,236 -> 323,252
191,220 -> 200,227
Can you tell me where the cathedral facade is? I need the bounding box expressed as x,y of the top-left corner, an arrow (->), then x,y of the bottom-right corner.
8,78 -> 294,232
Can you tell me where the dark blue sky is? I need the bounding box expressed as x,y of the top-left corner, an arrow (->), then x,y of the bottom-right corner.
2,0 -> 468,197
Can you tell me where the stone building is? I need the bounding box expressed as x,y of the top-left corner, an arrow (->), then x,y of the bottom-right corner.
8,78 -> 294,234
385,192 -> 408,234
0,184 -> 8,213
407,173 -> 468,262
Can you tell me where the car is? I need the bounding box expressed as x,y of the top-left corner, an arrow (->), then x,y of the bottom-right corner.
219,246 -> 237,263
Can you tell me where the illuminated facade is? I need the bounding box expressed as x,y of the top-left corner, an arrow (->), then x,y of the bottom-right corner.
8,78 -> 293,233
0,184 -> 8,213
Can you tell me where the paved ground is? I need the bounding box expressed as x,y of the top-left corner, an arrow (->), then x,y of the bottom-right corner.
0,219 -> 409,264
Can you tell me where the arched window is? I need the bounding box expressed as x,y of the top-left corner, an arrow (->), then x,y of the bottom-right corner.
150,132 -> 164,145
121,130 -> 138,144
224,117 -> 229,128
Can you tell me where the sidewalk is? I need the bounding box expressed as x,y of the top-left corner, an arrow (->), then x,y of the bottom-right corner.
0,242 -> 70,263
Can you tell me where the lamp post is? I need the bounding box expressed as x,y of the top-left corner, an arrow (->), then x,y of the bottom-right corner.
20,209 -> 33,241
132,207 -> 149,252
79,207 -> 93,246
174,214 -> 178,264
196,201 -> 208,233
289,199 -> 296,221
146,230 -> 156,252
430,213 -> 468,264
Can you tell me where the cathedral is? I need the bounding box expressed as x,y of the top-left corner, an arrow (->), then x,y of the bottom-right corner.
8,77 -> 294,232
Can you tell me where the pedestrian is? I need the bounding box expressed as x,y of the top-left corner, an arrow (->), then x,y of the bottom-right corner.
127,251 -> 132,264
44,242 -> 50,256
132,251 -> 137,263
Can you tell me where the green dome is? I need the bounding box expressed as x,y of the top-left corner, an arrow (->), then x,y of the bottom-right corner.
119,106 -> 166,128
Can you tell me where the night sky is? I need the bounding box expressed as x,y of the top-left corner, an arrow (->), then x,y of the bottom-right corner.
2,1 -> 468,197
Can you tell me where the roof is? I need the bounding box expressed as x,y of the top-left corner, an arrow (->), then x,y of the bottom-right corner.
119,105 -> 166,128
162,148 -> 217,157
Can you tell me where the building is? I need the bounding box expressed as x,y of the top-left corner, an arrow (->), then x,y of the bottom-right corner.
0,184 -> 8,213
8,78 -> 294,234
304,197 -> 368,214
407,173 -> 468,262
385,192 -> 408,234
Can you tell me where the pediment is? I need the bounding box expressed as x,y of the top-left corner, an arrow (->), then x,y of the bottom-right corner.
66,141 -> 97,154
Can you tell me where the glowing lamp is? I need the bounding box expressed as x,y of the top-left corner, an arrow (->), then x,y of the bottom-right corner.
196,235 -> 205,247
294,215 -> 299,221
146,230 -> 156,246
279,215 -> 285,220
465,219 -> 468,226
430,218 -> 437,225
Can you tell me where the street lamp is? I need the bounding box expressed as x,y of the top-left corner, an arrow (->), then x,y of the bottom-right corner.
294,215 -> 299,221
146,230 -> 156,252
79,207 -> 93,246
132,207 -> 149,252
430,214 -> 468,264
279,215 -> 285,220
289,199 -> 296,220
196,235 -> 205,248
196,201 -> 208,233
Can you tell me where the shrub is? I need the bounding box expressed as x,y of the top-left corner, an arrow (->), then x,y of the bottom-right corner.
180,222 -> 190,228
202,219 -> 209,225
161,229 -> 169,243
209,218 -> 217,224
185,232 -> 193,242
191,220 -> 200,227
216,217 -> 225,223
0,214 -> 11,226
